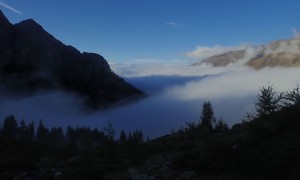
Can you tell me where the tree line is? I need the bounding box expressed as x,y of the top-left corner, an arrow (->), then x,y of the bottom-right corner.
0,116 -> 144,149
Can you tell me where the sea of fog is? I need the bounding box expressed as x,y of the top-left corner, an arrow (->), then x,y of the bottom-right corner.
1,62 -> 300,138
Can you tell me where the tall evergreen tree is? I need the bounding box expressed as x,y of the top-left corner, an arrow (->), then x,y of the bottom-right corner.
284,84 -> 300,107
19,119 -> 29,141
255,85 -> 282,118
214,118 -> 229,134
19,119 -> 27,132
128,132 -> 133,143
119,130 -> 127,144
49,127 -> 64,146
65,126 -> 77,148
137,130 -> 144,143
128,130 -> 144,144
199,101 -> 215,131
103,120 -> 115,140
36,120 -> 49,143
27,121 -> 35,141
1,115 -> 18,138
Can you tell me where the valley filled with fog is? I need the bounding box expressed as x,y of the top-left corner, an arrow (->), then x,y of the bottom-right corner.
1,59 -> 300,138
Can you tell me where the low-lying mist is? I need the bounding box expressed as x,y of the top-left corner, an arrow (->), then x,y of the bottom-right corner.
1,61 -> 300,138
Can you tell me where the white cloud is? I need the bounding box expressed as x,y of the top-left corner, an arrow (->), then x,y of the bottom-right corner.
166,67 -> 300,100
166,22 -> 182,27
0,1 -> 22,14
264,37 -> 300,56
111,57 -> 300,101
185,44 -> 250,61
110,59 -> 236,77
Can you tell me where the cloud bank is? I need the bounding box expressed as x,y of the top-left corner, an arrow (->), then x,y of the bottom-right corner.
165,67 -> 300,100
1,53 -> 300,138
112,60 -> 300,135
185,44 -> 250,62
111,58 -> 300,101
110,59 -> 245,77
264,37 -> 300,56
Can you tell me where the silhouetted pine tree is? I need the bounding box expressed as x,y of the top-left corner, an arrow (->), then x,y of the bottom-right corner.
19,119 -> 27,139
137,130 -> 144,143
199,101 -> 215,132
1,115 -> 18,139
19,119 -> 35,141
128,130 -> 144,144
119,130 -> 127,144
103,120 -> 115,140
214,118 -> 229,134
91,128 -> 105,143
65,126 -> 77,149
48,127 -> 64,146
128,132 -> 133,143
36,120 -> 49,144
284,84 -> 300,108
27,121 -> 35,141
255,85 -> 282,118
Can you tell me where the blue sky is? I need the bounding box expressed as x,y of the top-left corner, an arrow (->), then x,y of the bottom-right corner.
1,0 -> 300,62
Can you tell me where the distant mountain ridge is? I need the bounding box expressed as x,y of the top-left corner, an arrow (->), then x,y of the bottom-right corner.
192,36 -> 300,69
0,10 -> 143,109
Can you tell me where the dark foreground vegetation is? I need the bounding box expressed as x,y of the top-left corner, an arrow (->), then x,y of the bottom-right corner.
1,85 -> 300,179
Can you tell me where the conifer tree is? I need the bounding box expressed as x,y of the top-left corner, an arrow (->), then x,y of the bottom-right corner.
103,120 -> 115,140
255,85 -> 282,118
214,118 -> 229,134
2,115 -> 18,138
49,127 -> 64,146
119,130 -> 127,144
27,121 -> 35,141
36,120 -> 49,143
19,119 -> 33,141
284,84 -> 300,107
199,101 -> 215,131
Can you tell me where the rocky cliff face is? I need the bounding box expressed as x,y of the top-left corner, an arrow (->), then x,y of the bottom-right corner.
0,10 -> 143,109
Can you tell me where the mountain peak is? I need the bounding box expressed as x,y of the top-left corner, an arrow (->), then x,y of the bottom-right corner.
0,10 -> 14,59
0,9 -> 143,109
0,10 -> 12,28
16,18 -> 45,33
20,18 -> 38,24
